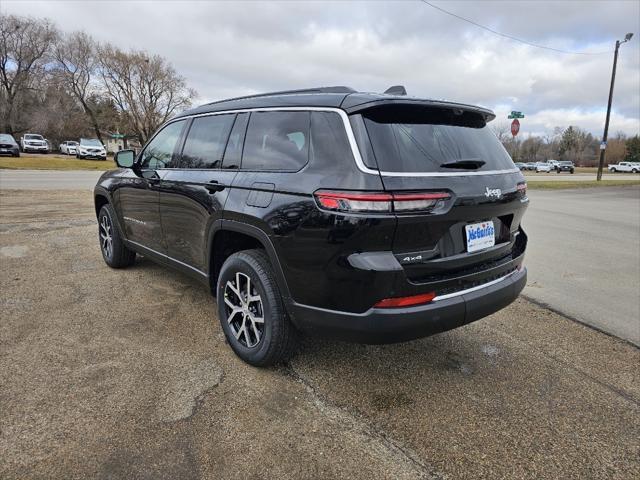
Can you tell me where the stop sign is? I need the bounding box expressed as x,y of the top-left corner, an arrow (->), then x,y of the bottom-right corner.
511,119 -> 520,136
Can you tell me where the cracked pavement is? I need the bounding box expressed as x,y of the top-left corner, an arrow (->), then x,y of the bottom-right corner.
1,189 -> 639,479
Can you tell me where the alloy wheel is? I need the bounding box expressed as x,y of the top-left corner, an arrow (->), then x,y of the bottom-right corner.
224,272 -> 265,348
99,214 -> 113,259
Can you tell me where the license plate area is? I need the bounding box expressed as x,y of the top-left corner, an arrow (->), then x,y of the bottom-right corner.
465,221 -> 496,253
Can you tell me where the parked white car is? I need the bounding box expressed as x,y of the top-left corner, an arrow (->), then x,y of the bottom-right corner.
59,141 -> 79,155
20,133 -> 49,153
77,138 -> 107,160
547,159 -> 561,170
608,162 -> 640,173
535,162 -> 552,173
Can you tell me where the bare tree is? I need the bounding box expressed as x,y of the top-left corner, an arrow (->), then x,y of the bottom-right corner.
521,136 -> 544,161
98,45 -> 196,144
491,122 -> 511,144
0,14 -> 57,134
54,31 -> 104,143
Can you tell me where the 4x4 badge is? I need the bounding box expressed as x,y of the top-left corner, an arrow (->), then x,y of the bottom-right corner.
484,187 -> 502,198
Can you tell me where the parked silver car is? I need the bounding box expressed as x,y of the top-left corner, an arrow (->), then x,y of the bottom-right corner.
20,133 -> 49,153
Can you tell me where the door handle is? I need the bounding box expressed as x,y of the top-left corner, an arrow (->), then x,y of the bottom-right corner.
205,180 -> 225,193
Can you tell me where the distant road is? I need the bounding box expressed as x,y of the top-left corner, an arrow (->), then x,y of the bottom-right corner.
525,173 -> 638,181
0,169 -> 104,190
1,169 -> 637,190
523,187 -> 640,345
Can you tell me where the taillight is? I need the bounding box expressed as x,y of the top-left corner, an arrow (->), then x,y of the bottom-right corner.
314,190 -> 450,213
374,292 -> 436,308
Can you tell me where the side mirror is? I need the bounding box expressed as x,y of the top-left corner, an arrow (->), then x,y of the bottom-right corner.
115,149 -> 136,168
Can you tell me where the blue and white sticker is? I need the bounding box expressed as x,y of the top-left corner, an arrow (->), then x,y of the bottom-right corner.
465,221 -> 496,253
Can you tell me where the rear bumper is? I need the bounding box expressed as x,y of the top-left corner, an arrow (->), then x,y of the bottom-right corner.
288,267 -> 526,344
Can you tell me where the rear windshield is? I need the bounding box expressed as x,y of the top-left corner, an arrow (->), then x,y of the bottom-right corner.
357,105 -> 515,173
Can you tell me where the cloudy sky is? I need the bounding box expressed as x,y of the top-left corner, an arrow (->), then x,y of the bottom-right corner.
3,0 -> 640,137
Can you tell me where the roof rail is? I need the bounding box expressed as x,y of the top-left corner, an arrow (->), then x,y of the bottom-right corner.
204,86 -> 357,106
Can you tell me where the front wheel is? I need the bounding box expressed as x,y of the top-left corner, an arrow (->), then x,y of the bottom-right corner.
98,204 -> 136,268
611,168 -> 616,173
217,249 -> 297,366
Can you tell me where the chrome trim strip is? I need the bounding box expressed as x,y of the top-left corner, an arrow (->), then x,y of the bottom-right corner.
378,168 -> 521,177
126,239 -> 208,277
169,107 -> 518,178
432,269 -> 520,302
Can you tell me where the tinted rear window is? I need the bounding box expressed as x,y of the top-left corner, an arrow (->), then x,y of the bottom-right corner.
242,111 -> 310,171
360,105 -> 515,173
310,111 -> 353,166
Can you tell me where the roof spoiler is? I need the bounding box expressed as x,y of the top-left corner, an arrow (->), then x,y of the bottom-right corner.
384,85 -> 407,96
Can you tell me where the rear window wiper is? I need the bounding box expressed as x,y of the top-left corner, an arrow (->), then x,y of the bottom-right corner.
440,159 -> 486,170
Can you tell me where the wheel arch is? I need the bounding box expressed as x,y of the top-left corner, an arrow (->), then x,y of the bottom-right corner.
207,220 -> 292,304
94,192 -> 110,218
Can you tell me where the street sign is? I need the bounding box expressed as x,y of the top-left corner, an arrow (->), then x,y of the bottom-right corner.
508,111 -> 525,119
600,141 -> 606,150
511,119 -> 520,136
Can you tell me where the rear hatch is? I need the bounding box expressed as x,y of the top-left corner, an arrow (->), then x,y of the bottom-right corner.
350,103 -> 528,291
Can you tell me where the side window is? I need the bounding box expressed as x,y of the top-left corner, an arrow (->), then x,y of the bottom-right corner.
180,114 -> 235,169
311,112 -> 354,166
139,120 -> 186,169
242,111 -> 310,171
222,113 -> 249,169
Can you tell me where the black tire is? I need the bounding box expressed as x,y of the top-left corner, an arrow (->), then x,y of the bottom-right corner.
13,151 -> 19,157
98,204 -> 136,268
632,169 -> 638,173
217,249 -> 297,367
611,168 -> 616,173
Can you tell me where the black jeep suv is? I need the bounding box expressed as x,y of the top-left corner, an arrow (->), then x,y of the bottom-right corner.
94,86 -> 528,366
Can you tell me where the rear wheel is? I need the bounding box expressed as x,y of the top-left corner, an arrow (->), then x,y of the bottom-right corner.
98,204 -> 136,268
632,169 -> 638,173
217,249 -> 297,366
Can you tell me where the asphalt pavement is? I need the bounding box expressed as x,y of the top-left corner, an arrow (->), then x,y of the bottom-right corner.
0,169 -> 104,190
1,169 -> 638,345
1,189 -> 638,479
523,186 -> 640,345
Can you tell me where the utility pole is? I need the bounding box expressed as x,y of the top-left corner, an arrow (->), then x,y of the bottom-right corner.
597,33 -> 633,181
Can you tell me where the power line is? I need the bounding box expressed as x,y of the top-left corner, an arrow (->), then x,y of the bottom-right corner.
420,0 -> 612,55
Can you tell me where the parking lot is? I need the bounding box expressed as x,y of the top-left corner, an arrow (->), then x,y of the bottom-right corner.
1,187 -> 639,479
